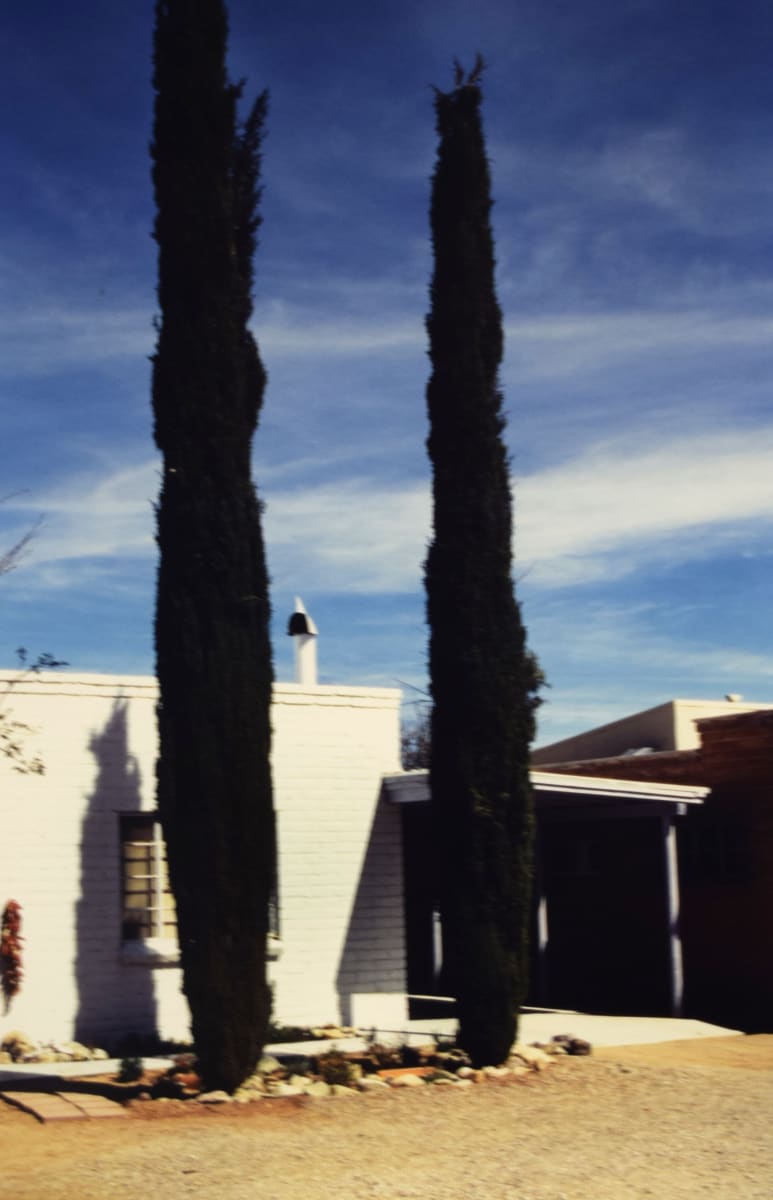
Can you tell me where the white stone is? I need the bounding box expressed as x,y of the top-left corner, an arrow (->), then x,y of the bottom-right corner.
197,1090 -> 231,1104
510,1043 -> 552,1069
357,1076 -> 390,1091
267,1082 -> 304,1097
303,1080 -> 331,1098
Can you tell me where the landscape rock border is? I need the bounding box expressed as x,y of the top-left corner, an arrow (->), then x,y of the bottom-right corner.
0,1030 -> 109,1065
1,1027 -> 594,1110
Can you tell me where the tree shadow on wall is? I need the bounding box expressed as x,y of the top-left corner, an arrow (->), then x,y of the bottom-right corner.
74,698 -> 157,1046
335,790 -> 406,1028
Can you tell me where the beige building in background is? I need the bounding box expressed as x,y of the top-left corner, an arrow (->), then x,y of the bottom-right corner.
533,697 -> 773,763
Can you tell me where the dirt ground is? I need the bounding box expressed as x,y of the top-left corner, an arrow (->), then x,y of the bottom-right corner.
1,1035 -> 771,1200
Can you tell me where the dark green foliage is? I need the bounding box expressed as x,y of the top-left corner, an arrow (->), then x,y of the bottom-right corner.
151,0 -> 274,1093
265,1021 -> 318,1044
314,1049 -> 356,1087
116,1055 -> 144,1084
424,60 -> 537,1067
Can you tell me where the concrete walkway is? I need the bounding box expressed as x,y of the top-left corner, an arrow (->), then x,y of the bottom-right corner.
365,1009 -> 743,1049
261,1010 -> 743,1056
518,1009 -> 743,1048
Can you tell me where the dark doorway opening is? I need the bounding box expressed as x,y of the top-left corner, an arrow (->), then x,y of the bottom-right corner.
400,804 -> 455,1020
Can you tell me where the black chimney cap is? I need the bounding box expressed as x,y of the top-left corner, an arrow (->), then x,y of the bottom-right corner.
288,611 -> 312,635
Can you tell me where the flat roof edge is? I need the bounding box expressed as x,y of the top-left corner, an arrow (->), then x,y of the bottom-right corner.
530,770 -> 708,803
384,769 -> 707,805
0,671 -> 401,704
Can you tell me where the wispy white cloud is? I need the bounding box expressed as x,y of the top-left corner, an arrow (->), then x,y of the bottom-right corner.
530,595 -> 773,746
517,428 -> 773,585
20,296 -> 766,385
262,426 -> 773,594
593,127 -> 773,238
5,462 -> 157,574
258,314 -> 421,356
260,302 -> 773,373
493,124 -> 773,241
2,299 -> 769,413
264,477 -> 429,593
7,423 -> 773,602
504,309 -> 773,383
0,303 -> 154,376
0,285 -> 425,380
531,598 -> 773,682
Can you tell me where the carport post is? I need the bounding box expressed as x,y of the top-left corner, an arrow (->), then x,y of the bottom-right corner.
533,827 -> 549,1004
663,810 -> 684,1017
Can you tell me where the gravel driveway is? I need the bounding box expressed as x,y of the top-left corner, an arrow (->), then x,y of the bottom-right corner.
1,1036 -> 771,1200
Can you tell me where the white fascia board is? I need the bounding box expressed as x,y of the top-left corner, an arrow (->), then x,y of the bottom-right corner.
531,770 -> 708,805
384,769 -> 707,807
382,771 -> 430,803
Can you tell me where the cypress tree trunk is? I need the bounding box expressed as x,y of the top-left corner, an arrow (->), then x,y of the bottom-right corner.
425,62 -> 536,1067
151,0 -> 275,1093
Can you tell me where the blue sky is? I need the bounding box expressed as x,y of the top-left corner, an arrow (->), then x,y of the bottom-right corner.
2,0 -> 773,745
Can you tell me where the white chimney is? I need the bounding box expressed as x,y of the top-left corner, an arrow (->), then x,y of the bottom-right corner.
287,596 -> 318,686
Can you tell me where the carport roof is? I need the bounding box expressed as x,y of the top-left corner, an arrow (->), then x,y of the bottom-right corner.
383,769 -> 707,814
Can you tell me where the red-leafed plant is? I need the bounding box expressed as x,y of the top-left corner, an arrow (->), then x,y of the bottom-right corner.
1,899 -> 23,1005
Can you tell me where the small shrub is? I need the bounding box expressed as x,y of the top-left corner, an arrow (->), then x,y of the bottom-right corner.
116,1055 -> 144,1083
266,1022 -> 318,1044
400,1043 -> 422,1067
151,1074 -> 188,1100
361,1042 -> 423,1071
364,1042 -> 403,1071
0,900 -> 24,1003
430,1046 -> 472,1072
315,1049 -> 356,1087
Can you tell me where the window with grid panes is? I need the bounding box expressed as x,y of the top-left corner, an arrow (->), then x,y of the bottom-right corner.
120,814 -> 177,941
120,813 -> 281,955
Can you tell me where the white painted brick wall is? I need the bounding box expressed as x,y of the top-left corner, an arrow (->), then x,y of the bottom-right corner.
270,685 -> 405,1029
0,671 -> 404,1045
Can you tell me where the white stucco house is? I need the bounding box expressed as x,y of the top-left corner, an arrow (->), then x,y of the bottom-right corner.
0,606 -> 711,1046
0,603 -> 407,1045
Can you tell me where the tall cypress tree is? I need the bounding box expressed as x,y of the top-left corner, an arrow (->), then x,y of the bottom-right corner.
425,60 -> 536,1067
151,0 -> 275,1093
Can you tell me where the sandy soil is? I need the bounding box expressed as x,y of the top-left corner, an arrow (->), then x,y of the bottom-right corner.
1,1036 -> 771,1200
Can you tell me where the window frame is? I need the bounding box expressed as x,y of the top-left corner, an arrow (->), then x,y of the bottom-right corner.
119,813 -> 179,964
119,812 -> 282,964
